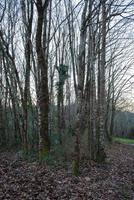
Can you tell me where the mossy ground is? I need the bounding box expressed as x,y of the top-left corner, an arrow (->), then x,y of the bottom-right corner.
113,137 -> 134,144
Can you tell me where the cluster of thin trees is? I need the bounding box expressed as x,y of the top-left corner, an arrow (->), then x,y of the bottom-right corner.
0,0 -> 134,175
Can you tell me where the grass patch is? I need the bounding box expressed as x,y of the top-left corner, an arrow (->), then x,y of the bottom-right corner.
113,137 -> 134,144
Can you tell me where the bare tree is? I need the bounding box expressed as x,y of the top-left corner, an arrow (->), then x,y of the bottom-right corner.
35,0 -> 50,161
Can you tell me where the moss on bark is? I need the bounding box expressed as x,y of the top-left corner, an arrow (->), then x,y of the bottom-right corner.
39,145 -> 49,162
96,147 -> 106,163
72,160 -> 79,176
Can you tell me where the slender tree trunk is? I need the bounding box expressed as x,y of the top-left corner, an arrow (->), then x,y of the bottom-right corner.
96,0 -> 107,162
72,0 -> 88,176
21,0 -> 33,154
36,0 -> 50,161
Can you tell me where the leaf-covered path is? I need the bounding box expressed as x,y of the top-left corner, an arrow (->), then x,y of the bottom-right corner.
0,143 -> 133,200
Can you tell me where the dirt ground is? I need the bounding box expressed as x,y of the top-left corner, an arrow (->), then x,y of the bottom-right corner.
0,143 -> 133,200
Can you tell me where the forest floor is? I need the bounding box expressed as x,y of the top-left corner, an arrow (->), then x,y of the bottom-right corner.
0,143 -> 133,200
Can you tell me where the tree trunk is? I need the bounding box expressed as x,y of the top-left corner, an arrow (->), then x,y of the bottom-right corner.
36,0 -> 50,161
72,0 -> 88,176
96,0 -> 107,162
